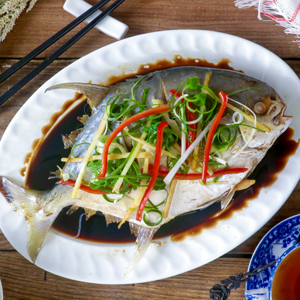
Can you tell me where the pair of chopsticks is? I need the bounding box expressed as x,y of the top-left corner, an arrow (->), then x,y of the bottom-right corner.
0,0 -> 126,106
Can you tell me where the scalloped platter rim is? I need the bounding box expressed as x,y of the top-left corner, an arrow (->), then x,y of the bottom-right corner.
0,30 -> 300,284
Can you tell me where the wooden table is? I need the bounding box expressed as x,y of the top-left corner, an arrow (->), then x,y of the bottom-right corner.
0,1 -> 299,299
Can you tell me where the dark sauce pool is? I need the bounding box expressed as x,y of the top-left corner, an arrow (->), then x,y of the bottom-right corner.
24,57 -> 299,244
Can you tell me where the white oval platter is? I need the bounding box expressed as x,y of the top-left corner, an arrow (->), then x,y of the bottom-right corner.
0,30 -> 300,284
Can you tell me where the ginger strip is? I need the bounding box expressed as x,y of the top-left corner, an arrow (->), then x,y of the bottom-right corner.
126,132 -> 175,158
118,158 -> 149,228
62,151 -> 153,163
163,179 -> 177,218
71,110 -> 108,199
233,179 -> 255,191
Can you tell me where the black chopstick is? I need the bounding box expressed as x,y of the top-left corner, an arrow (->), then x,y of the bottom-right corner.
0,0 -> 126,106
0,0 -> 110,85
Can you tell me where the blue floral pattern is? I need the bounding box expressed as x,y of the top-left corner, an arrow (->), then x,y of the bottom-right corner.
245,214 -> 300,299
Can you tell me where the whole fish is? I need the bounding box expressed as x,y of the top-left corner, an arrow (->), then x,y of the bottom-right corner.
0,66 -> 292,274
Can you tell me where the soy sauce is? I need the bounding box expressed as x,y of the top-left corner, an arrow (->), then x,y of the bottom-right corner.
171,126 -> 298,242
105,56 -> 238,85
24,57 -> 299,243
50,126 -> 297,243
271,247 -> 300,300
25,99 -> 88,190
25,100 -> 298,244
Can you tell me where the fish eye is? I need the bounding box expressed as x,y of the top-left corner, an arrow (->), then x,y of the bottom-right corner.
253,101 -> 267,114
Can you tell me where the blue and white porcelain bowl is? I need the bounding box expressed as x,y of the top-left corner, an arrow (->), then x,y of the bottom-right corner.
245,214 -> 300,300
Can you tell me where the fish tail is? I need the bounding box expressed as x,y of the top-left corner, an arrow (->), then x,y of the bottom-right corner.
0,177 -> 59,263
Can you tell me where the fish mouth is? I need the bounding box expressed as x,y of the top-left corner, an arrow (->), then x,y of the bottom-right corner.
251,94 -> 291,126
272,102 -> 290,126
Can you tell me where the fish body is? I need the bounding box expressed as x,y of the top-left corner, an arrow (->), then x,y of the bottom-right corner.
0,66 -> 292,272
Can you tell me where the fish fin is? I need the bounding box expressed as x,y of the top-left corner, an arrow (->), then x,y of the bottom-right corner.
45,83 -> 109,111
77,114 -> 89,124
123,224 -> 159,276
67,205 -> 79,215
0,176 -> 40,214
220,179 -> 256,212
61,129 -> 82,149
61,134 -> 74,149
0,176 -> 16,204
27,212 -> 59,263
0,177 -> 61,263
84,208 -> 97,220
103,213 -> 122,225
220,190 -> 235,210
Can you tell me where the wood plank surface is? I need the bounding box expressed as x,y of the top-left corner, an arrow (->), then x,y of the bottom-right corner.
0,0 -> 299,59
0,252 -> 249,300
0,0 -> 300,299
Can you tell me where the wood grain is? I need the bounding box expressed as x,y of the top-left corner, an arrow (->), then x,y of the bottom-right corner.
0,0 -> 299,59
0,252 -> 248,300
0,0 -> 300,299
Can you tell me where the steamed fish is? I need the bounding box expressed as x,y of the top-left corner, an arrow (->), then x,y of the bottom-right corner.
0,66 -> 292,273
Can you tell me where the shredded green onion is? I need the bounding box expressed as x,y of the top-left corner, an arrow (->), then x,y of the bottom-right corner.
62,75 -> 267,225
143,209 -> 163,226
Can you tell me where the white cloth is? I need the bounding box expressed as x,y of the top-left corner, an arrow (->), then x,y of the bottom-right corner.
235,0 -> 300,44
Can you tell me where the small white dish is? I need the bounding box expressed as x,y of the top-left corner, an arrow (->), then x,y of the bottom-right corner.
63,0 -> 129,40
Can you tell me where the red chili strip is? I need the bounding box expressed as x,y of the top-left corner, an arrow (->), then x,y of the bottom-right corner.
202,91 -> 228,185
147,164 -> 248,180
136,121 -> 168,221
97,105 -> 170,179
169,89 -> 196,149
169,89 -> 182,98
58,179 -> 110,194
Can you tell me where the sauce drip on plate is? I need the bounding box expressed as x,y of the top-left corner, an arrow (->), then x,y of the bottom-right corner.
106,56 -> 238,85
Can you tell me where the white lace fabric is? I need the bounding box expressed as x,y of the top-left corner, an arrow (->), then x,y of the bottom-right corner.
235,0 -> 300,44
